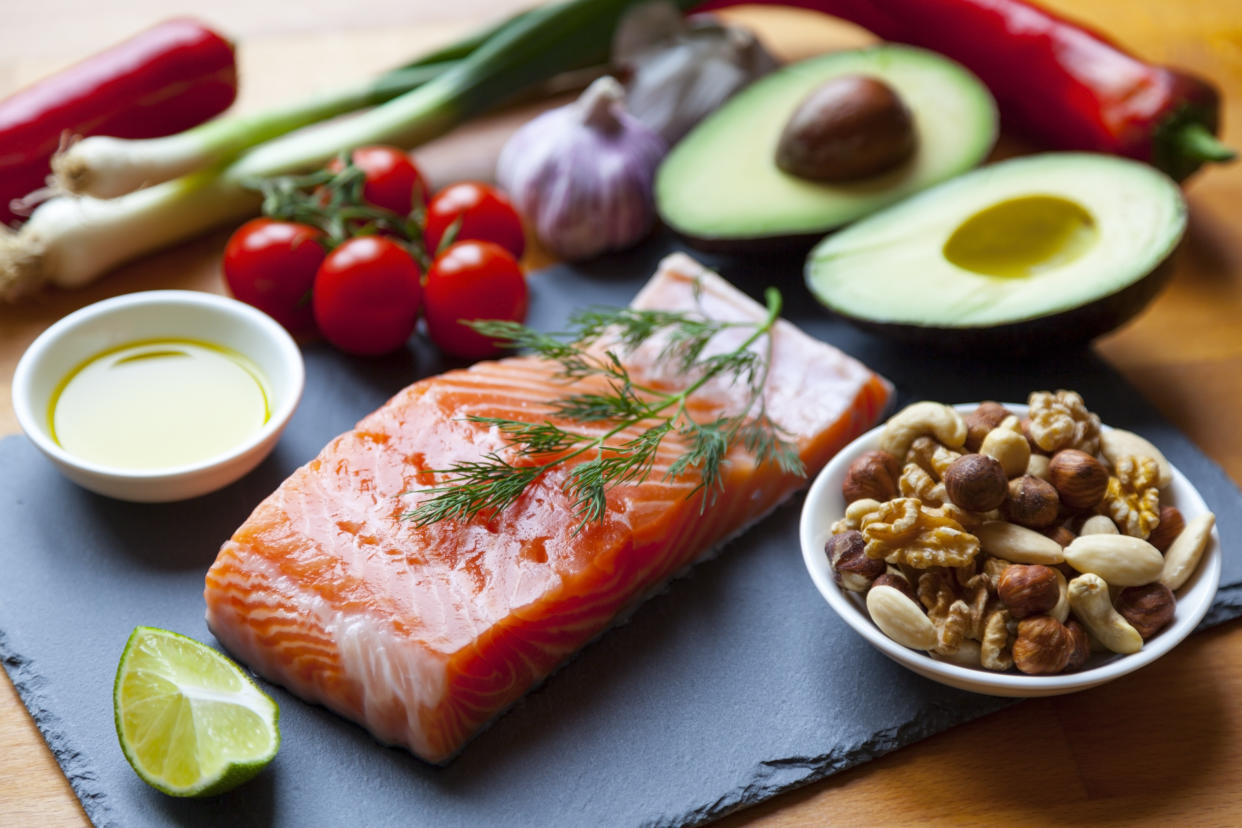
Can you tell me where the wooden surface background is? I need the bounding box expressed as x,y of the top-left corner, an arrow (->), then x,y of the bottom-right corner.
3,2 -> 1242,826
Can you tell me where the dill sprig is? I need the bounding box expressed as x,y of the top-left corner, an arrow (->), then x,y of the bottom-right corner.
404,286 -> 805,532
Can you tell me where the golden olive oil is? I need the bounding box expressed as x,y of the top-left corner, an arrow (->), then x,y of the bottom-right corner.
49,339 -> 271,470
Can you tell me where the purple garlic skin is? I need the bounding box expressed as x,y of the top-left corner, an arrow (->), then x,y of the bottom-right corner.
497,77 -> 667,262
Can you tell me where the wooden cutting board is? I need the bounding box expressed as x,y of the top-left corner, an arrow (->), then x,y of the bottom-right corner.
3,2 -> 1242,826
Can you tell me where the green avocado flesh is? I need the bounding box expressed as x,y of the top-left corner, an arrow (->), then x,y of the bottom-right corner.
656,46 -> 998,248
805,153 -> 1187,347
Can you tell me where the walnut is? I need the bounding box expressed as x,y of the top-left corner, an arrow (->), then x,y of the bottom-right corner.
898,462 -> 947,506
905,436 -> 961,479
1012,616 -> 1074,675
842,450 -> 901,503
917,569 -> 957,619
959,573 -> 992,640
1027,390 -> 1101,455
1103,455 -> 1161,538
980,606 -> 1014,671
860,497 -> 980,569
1115,583 -> 1176,640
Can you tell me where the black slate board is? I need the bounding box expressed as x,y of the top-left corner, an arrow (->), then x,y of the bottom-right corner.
4,233 -> 1242,828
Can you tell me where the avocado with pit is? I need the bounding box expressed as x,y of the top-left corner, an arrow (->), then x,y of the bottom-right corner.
805,153 -> 1187,350
655,46 -> 997,251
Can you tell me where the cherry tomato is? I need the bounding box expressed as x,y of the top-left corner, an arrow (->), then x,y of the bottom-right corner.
326,146 -> 427,215
312,237 -> 423,356
223,218 -> 326,336
423,182 -> 525,260
423,240 -> 528,360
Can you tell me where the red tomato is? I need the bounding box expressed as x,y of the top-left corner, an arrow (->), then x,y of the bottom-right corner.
223,218 -> 326,336
423,241 -> 528,360
423,182 -> 525,260
312,237 -> 423,356
327,146 -> 427,215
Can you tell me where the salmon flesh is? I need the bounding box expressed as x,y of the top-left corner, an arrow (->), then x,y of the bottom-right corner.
204,254 -> 891,763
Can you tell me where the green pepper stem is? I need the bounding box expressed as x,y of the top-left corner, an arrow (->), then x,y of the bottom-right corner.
1173,122 -> 1236,164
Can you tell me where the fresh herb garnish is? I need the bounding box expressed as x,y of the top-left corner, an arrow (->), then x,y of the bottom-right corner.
404,287 -> 805,532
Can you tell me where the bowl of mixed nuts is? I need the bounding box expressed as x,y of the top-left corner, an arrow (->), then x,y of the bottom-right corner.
800,391 -> 1220,697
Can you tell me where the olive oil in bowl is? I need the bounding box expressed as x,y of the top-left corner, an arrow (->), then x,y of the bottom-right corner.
50,340 -> 271,471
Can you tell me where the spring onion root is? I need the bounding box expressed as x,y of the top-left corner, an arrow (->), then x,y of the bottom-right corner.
0,174 -> 255,300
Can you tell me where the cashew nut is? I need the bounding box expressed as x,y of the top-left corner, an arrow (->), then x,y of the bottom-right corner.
1063,534 -> 1164,586
1100,428 -> 1172,489
1079,514 -> 1120,535
1025,453 -> 1051,481
975,521 -> 1065,565
1067,573 -> 1143,654
866,584 -> 938,650
1050,568 -> 1070,624
878,402 -> 967,459
931,638 -> 981,668
980,420 -> 1031,478
1160,512 -> 1215,591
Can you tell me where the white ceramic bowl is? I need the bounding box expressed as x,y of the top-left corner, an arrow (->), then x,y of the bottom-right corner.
800,403 -> 1221,697
12,290 -> 304,502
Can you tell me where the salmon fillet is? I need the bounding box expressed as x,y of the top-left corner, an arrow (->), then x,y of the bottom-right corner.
204,253 -> 891,763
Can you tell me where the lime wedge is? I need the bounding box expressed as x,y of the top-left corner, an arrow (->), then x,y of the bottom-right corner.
113,626 -> 280,797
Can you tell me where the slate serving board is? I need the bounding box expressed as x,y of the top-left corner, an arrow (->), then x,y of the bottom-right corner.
4,234 -> 1241,828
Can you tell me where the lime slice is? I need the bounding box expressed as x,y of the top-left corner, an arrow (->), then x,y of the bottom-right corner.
113,626 -> 280,797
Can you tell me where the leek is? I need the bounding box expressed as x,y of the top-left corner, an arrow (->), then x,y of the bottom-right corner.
1,0 -> 698,300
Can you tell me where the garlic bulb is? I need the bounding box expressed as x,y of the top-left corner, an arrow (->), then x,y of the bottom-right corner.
497,76 -> 666,261
613,1 -> 778,144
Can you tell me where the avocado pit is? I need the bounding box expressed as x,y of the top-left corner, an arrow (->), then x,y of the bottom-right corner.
943,195 -> 1099,279
775,75 -> 918,182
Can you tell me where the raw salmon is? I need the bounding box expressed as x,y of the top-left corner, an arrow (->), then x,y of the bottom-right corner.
204,253 -> 891,763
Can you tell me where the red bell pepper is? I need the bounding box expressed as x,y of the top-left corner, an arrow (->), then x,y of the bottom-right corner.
694,0 -> 1233,180
0,18 -> 237,224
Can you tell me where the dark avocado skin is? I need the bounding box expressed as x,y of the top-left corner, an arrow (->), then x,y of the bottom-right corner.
663,223 -> 826,256
817,250 -> 1178,354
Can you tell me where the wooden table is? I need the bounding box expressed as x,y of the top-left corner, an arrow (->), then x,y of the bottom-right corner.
3,2 -> 1241,826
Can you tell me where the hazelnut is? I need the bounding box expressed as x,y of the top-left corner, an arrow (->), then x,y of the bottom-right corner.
1043,525 -> 1076,548
1064,619 -> 1091,670
1003,475 -> 1061,528
1048,449 -> 1109,511
997,564 -> 1060,619
826,530 -> 884,591
964,402 -> 1010,452
1019,417 -> 1040,452
871,570 -> 918,604
843,450 -> 900,503
1012,616 -> 1074,674
1146,505 -> 1186,553
943,454 -> 1008,512
1115,583 -> 1176,640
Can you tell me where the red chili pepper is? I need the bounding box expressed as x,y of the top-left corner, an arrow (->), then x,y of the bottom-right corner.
0,18 -> 237,224
694,0 -> 1234,180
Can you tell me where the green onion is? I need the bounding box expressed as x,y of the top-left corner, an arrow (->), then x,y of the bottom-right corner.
1,0 -> 699,300
50,8 -> 541,199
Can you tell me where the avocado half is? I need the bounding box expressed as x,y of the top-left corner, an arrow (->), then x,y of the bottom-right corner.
805,153 -> 1188,351
655,46 -> 998,252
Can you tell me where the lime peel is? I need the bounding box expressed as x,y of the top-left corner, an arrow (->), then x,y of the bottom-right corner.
113,626 -> 279,797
